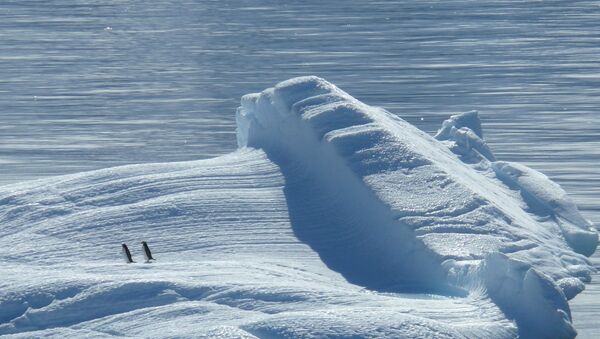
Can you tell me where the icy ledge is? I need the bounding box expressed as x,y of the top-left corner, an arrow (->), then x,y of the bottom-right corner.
237,76 -> 598,338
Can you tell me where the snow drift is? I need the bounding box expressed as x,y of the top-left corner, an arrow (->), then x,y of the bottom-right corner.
237,76 -> 597,337
0,76 -> 597,338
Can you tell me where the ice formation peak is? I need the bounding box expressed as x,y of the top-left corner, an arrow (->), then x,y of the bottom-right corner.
237,76 -> 597,338
435,110 -> 483,139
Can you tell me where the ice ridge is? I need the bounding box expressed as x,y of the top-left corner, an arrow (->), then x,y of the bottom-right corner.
0,76 -> 596,338
237,76 -> 598,338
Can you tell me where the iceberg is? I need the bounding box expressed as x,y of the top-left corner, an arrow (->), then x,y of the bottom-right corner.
0,77 -> 596,338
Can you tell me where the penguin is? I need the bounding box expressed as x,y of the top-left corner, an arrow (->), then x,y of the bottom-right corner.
122,243 -> 135,263
141,241 -> 155,262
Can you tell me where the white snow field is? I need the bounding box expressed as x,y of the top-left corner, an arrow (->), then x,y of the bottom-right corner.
0,77 -> 597,338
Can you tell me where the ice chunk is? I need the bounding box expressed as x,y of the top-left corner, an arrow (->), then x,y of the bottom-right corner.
436,110 -> 483,139
435,111 -> 495,162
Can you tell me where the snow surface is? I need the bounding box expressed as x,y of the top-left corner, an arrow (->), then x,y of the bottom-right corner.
1,77 -> 597,338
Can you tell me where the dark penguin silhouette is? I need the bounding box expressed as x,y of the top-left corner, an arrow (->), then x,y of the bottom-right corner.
141,241 -> 155,262
121,243 -> 134,263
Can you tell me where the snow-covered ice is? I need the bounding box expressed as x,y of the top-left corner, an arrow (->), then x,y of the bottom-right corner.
0,77 -> 597,338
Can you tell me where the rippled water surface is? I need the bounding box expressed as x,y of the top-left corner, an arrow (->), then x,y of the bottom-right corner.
1,0 -> 599,336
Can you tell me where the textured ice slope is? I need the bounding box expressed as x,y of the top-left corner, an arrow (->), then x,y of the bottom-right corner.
0,77 -> 597,338
237,76 -> 598,338
0,150 -> 514,338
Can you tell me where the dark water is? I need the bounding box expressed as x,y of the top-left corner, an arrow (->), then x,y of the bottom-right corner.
1,1 -> 599,335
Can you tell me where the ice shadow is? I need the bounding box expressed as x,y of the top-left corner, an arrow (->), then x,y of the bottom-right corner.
266,150 -> 465,297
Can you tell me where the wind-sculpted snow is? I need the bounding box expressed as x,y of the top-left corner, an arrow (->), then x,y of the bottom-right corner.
0,149 -> 514,338
0,77 -> 596,338
237,76 -> 598,338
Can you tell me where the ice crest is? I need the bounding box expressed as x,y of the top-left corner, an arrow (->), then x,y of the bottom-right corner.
237,76 -> 598,338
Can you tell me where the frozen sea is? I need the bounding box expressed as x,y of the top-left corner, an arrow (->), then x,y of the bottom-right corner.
1,1 -> 599,337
